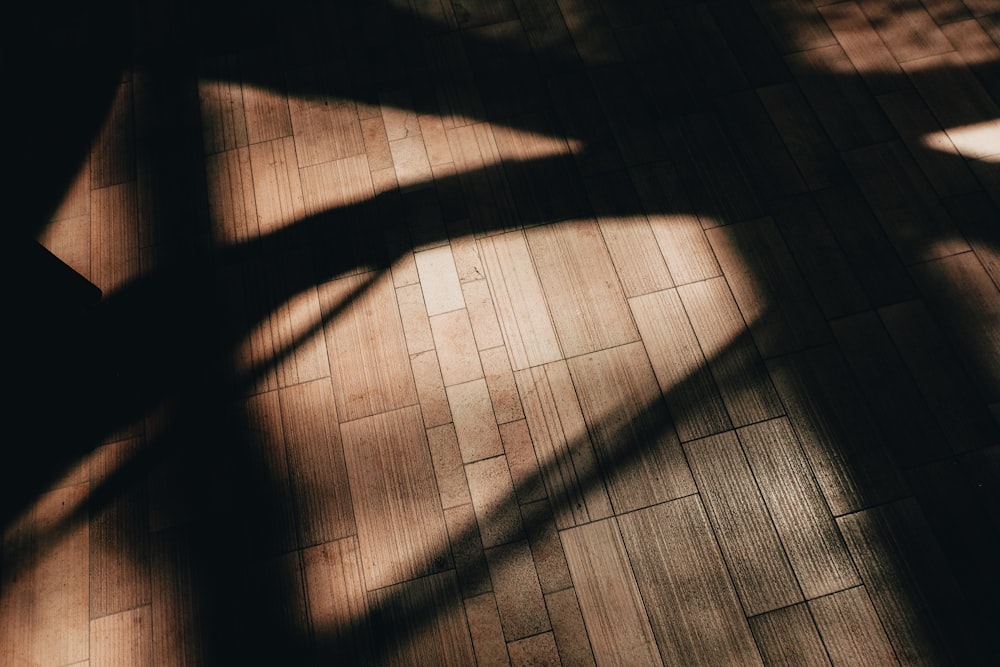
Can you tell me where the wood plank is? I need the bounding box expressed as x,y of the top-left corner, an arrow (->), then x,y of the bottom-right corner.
91,183 -> 140,295
748,604 -> 832,667
525,219 -> 639,358
90,606 -> 153,667
520,499 -> 572,595
756,82 -> 850,191
617,497 -> 764,667
299,153 -> 375,218
500,420 -> 547,506
431,308 -> 484,386
514,363 -> 614,529
360,114 -> 394,173
941,18 -> 1000,103
683,431 -> 802,616
753,0 -> 838,54
856,0 -> 953,63
545,588 -> 597,667
366,571 -> 476,666
285,62 -> 365,167
560,518 -> 664,667
447,378 -> 505,463
738,418 -> 861,599
843,142 -> 969,264
415,244 -> 465,316
444,503 -> 492,598
463,280 -> 505,350
785,45 -> 895,151
766,345 -> 908,516
837,499 -> 969,665
396,282 -> 435,355
508,632 -> 561,667
279,379 -> 356,547
830,310 -> 951,467
91,80 -> 136,188
481,346 -> 524,424
198,73 -> 248,155
658,112 -> 763,226
485,540 -> 551,641
629,289 -> 733,442
205,147 -> 259,245
567,342 -> 695,513
479,231 -> 562,370
340,405 -> 450,589
302,537 -> 374,662
879,300 -> 1000,453
677,277 -> 784,426
446,123 -> 520,235
707,217 -> 832,358
248,137 -> 307,237
466,455 -> 524,548
808,587 -> 900,667
628,162 -> 723,286
583,169 -> 675,298
465,592 -> 512,667
817,1 -> 908,94
427,423 -> 472,510
239,71 -> 293,146
320,270 -> 418,421
812,185 -> 917,307
411,348 -> 454,428
88,439 -> 151,619
766,194 -> 870,320
0,484 -> 90,667
910,252 -> 1000,402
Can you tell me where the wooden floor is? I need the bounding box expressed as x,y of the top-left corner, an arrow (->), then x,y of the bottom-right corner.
5,0 -> 1000,664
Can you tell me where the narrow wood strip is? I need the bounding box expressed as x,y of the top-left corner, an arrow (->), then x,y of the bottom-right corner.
427,423 -> 472,510
279,379 -> 356,547
856,0 -> 953,63
500,420 -> 547,506
508,632 -> 560,667
366,571 -> 476,666
411,349 -> 454,428
567,342 -> 695,513
525,219 -> 639,358
514,363 -> 614,529
629,289 -> 732,442
485,540 -> 551,641
766,345 -> 908,516
463,280 -> 505,351
444,503 -> 492,599
396,282 -> 436,355
340,405 -> 450,589
678,277 -> 784,426
481,346 -> 524,424
738,418 -> 862,599
447,378 -> 505,463
285,63 -> 365,167
465,592 -> 512,667
319,271 -> 418,422
748,604 -> 832,667
91,80 -> 136,188
809,587 -> 900,667
479,231 -> 562,370
545,588 -> 597,667
683,431 -> 802,616
466,455 -> 524,548
561,518 -> 664,666
520,499 -> 572,595
817,1 -> 907,94
618,497 -> 763,667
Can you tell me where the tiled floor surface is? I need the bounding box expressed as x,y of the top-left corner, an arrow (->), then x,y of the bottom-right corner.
5,0 -> 1000,664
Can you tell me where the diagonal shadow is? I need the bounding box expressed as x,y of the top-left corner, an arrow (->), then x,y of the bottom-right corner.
5,0 -> 1000,664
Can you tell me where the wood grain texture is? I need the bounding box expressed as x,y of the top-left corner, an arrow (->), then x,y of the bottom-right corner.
567,342 -> 695,513
320,271 -> 419,421
485,540 -> 551,641
738,419 -> 861,598
525,219 -> 639,358
466,455 -> 524,548
678,277 -> 784,426
431,308 -> 485,386
90,606 -> 153,667
465,592 -> 512,667
618,497 -> 763,667
809,586 -> 900,667
683,431 -> 802,616
561,518 -> 664,667
514,363 -> 614,529
748,604 -> 831,667
447,378 -> 505,463
479,231 -> 563,370
340,405 -> 451,589
629,289 -> 733,442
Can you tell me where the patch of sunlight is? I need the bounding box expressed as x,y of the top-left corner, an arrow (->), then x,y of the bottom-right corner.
921,120 -> 1000,162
